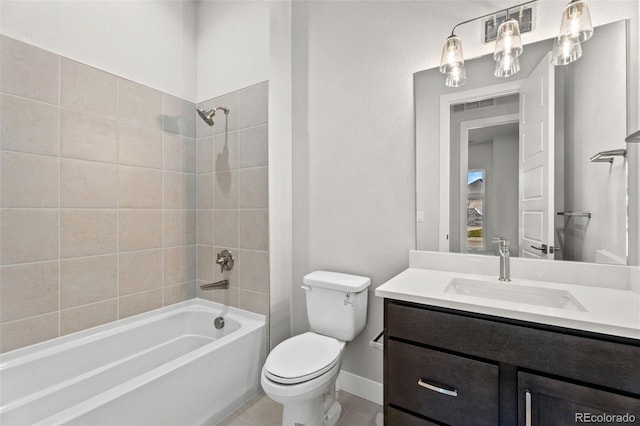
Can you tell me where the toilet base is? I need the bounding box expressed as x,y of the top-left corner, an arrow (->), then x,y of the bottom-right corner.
281,396 -> 342,426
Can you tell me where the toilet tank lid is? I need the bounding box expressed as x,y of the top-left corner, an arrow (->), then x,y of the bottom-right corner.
303,271 -> 371,292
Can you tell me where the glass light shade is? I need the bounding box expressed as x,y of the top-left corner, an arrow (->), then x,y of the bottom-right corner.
493,19 -> 523,61
494,51 -> 521,78
440,36 -> 464,74
552,34 -> 583,65
445,63 -> 467,87
558,0 -> 593,43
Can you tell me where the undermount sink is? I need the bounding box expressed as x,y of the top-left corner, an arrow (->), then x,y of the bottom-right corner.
444,278 -> 587,312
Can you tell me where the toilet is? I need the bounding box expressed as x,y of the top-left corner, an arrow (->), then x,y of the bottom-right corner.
261,271 -> 371,426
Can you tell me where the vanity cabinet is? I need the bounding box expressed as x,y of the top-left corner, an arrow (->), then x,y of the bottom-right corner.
383,299 -> 640,425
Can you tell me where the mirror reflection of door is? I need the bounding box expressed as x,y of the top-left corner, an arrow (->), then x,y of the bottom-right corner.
451,53 -> 557,259
519,52 -> 556,260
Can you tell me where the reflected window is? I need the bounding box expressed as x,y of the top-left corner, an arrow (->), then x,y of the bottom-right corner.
467,170 -> 485,251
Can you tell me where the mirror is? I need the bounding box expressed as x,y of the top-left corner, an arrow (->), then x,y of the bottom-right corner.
416,20 -> 634,264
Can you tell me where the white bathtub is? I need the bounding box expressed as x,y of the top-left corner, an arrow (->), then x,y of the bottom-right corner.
0,299 -> 266,425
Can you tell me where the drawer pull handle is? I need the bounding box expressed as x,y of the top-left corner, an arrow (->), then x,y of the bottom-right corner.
525,390 -> 532,426
417,379 -> 458,397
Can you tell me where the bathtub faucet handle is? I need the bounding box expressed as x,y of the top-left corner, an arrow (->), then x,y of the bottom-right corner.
216,249 -> 235,273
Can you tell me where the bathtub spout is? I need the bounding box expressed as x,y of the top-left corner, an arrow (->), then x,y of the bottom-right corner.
200,280 -> 230,290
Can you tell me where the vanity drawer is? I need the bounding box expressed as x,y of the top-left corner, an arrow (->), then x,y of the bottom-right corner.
386,301 -> 640,394
387,339 -> 499,426
385,406 -> 439,425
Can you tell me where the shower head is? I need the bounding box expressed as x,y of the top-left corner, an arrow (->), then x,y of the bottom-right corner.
196,106 -> 230,127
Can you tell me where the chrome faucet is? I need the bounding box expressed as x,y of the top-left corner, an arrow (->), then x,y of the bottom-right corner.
200,280 -> 230,290
493,237 -> 511,282
216,249 -> 234,273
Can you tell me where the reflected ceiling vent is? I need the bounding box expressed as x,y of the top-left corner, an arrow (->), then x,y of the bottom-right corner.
452,93 -> 518,113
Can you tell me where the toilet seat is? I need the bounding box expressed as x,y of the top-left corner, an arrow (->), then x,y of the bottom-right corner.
264,332 -> 341,385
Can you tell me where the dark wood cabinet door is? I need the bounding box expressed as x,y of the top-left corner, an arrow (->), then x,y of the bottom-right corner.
518,372 -> 640,426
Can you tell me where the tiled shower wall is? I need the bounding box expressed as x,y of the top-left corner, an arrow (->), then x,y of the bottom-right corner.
0,36 -> 201,352
195,82 -> 270,320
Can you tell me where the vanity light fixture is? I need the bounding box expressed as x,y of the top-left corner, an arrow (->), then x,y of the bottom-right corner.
493,17 -> 524,77
552,0 -> 594,65
439,0 -> 535,87
438,0 -> 595,87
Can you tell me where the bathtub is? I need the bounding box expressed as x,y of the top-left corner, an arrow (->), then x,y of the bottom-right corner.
0,299 -> 266,425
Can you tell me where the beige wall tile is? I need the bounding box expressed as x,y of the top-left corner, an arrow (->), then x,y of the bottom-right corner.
0,262 -> 59,322
60,210 -> 117,258
239,167 -> 268,209
237,82 -> 268,129
0,313 -> 59,353
1,151 -> 59,207
60,299 -> 117,336
163,245 -> 196,285
198,173 -> 214,209
197,210 -> 214,245
119,289 -> 162,319
197,137 -> 213,173
118,122 -> 163,169
163,94 -> 196,138
119,249 -> 162,296
0,209 -> 58,265
119,210 -> 162,251
164,133 -> 196,173
164,209 -> 196,247
60,108 -> 118,163
60,58 -> 117,118
0,36 -> 59,105
0,93 -> 59,156
61,159 -> 118,208
163,281 -> 196,306
118,78 -> 162,130
119,166 -> 162,209
60,255 -> 117,309
213,170 -> 238,209
214,131 -> 238,172
238,125 -> 268,169
238,210 -> 269,251
209,286 -> 239,308
213,210 -> 238,248
238,250 -> 269,294
196,245 -> 214,283
238,289 -> 269,316
164,172 -> 197,209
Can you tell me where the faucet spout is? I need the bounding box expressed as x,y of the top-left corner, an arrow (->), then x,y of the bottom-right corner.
492,237 -> 511,282
200,280 -> 230,290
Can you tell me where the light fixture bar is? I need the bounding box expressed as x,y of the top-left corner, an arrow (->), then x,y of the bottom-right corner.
448,0 -> 537,37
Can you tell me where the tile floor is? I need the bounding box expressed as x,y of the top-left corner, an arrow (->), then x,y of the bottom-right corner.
217,390 -> 383,426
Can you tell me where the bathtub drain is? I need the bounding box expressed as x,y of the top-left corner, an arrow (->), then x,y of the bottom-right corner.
214,316 -> 225,329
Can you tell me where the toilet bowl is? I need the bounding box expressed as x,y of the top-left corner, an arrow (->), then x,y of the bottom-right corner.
261,271 -> 371,426
261,333 -> 345,426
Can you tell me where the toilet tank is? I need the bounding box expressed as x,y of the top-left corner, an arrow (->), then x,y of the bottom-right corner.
303,271 -> 371,341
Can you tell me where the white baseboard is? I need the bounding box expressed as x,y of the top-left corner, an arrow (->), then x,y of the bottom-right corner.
336,370 -> 383,406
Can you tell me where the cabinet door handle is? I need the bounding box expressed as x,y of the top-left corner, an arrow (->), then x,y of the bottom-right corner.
417,378 -> 458,397
525,390 -> 532,426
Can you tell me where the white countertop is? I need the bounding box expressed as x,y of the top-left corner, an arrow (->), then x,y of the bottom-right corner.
375,267 -> 640,340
